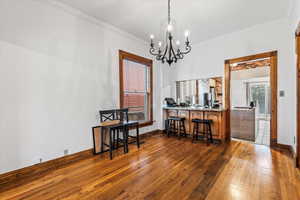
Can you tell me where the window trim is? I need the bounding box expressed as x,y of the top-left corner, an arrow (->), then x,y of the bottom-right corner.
119,50 -> 153,128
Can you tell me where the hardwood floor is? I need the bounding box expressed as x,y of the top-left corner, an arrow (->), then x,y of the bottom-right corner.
1,134 -> 300,200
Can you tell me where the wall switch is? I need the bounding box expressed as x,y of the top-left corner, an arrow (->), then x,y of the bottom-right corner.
64,149 -> 69,156
279,90 -> 285,97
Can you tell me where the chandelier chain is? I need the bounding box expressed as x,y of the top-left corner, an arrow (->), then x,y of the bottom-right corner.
168,0 -> 171,24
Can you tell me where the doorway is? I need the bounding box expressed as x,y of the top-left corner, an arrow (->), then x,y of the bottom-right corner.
230,65 -> 271,145
224,51 -> 278,147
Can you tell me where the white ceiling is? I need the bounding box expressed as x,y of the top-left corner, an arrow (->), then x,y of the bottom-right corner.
55,0 -> 291,44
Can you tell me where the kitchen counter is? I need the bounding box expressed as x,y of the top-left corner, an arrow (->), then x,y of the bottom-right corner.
163,106 -> 226,112
163,106 -> 229,141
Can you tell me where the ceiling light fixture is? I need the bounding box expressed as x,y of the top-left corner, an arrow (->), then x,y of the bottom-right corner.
149,0 -> 192,66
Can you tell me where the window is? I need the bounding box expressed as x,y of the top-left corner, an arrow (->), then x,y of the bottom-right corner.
247,82 -> 271,117
119,50 -> 153,127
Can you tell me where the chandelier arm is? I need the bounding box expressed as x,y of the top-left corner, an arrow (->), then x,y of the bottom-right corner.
179,45 -> 192,55
161,43 -> 168,61
149,46 -> 164,58
149,48 -> 158,56
156,55 -> 163,60
170,42 -> 178,63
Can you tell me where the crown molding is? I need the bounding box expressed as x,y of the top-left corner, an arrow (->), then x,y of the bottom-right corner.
36,0 -> 148,45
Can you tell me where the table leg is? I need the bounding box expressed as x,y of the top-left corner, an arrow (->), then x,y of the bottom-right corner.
136,124 -> 140,148
101,127 -> 104,153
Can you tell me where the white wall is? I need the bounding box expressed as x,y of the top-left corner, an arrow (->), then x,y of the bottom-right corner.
288,0 -> 300,151
166,19 -> 296,146
290,0 -> 300,30
0,0 -> 162,174
231,80 -> 247,107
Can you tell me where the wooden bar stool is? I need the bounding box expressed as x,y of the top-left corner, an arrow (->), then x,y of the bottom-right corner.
192,119 -> 214,144
167,116 -> 187,139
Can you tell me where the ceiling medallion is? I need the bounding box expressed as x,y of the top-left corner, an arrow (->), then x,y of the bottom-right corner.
149,0 -> 192,66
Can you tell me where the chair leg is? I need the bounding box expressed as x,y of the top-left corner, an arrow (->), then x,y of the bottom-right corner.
126,126 -> 129,153
113,129 -> 117,149
182,121 -> 187,137
206,124 -> 210,146
136,124 -> 140,148
109,129 -> 113,160
192,123 -> 196,143
208,123 -> 213,143
117,129 -> 120,149
123,127 -> 127,154
195,123 -> 199,141
165,119 -> 169,136
166,120 -> 170,137
177,121 -> 181,139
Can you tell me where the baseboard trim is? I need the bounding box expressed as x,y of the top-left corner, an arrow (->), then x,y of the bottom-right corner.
140,129 -> 163,139
273,143 -> 295,160
0,148 -> 94,192
0,129 -> 162,191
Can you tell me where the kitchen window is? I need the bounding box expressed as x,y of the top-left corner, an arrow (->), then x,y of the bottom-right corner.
119,50 -> 153,127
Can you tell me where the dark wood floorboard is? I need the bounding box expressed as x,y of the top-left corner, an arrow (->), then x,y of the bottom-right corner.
0,134 -> 300,200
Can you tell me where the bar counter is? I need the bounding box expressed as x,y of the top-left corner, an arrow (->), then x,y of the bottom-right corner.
163,106 -> 228,141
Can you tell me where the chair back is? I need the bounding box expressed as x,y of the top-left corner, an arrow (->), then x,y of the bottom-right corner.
116,108 -> 129,122
99,109 -> 116,122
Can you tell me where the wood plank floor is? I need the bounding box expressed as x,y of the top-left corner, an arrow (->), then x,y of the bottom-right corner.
1,134 -> 300,200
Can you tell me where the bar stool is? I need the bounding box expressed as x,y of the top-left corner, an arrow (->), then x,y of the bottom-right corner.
167,116 -> 187,139
192,119 -> 214,144
99,109 -> 128,159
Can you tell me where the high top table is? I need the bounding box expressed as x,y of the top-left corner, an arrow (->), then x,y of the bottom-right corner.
92,121 -> 139,159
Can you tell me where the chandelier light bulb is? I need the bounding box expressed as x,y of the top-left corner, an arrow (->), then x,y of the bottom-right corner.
185,30 -> 190,38
150,34 -> 154,39
158,41 -> 162,47
176,40 -> 180,46
167,24 -> 173,32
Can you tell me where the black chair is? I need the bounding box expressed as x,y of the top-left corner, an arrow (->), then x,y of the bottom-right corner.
116,108 -> 140,149
192,119 -> 214,144
99,109 -> 128,159
115,108 -> 129,151
99,109 -> 116,122
166,116 -> 187,139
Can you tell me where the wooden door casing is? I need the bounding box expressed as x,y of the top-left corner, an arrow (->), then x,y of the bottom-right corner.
297,32 -> 300,167
224,51 -> 278,146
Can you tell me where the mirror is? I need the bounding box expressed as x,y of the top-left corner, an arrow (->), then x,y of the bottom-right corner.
176,77 -> 223,107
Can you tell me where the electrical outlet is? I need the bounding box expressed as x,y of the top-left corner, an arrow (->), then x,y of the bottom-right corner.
64,149 -> 69,156
279,90 -> 285,97
39,158 -> 42,163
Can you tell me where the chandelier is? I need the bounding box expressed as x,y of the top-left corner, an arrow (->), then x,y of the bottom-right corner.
149,0 -> 192,66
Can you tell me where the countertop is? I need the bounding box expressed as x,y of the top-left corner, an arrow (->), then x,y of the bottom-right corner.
163,106 -> 226,112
